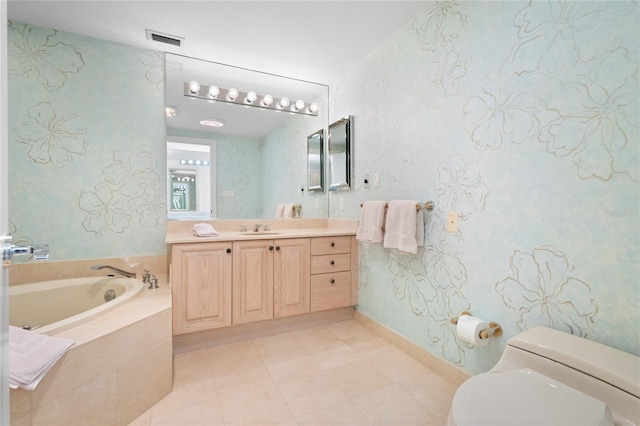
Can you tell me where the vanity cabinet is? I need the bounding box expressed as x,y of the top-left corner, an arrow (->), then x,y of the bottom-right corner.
170,234 -> 357,336
310,236 -> 356,312
233,238 -> 311,324
171,242 -> 233,335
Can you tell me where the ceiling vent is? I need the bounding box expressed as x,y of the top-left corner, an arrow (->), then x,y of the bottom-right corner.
146,29 -> 184,47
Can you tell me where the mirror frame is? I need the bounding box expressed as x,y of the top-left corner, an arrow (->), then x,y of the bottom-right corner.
307,129 -> 325,192
328,116 -> 353,191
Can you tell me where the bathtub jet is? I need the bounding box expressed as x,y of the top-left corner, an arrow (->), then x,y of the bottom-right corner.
90,264 -> 136,278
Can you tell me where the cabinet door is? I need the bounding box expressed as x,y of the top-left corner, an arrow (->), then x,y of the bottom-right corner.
171,242 -> 232,335
232,240 -> 274,324
274,238 -> 310,318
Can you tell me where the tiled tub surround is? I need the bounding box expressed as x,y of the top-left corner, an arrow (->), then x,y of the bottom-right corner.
9,273 -> 172,426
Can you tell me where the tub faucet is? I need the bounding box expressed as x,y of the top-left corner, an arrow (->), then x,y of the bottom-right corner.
90,264 -> 136,278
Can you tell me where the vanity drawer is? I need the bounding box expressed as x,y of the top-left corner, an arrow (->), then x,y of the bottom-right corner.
310,271 -> 351,312
310,236 -> 351,255
310,253 -> 351,274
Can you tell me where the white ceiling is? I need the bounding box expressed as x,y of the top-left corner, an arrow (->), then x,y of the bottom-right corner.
7,0 -> 430,137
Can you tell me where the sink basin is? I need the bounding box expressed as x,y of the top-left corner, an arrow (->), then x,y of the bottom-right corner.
239,231 -> 283,235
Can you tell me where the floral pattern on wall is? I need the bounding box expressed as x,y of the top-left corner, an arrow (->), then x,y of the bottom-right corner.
411,1 -> 467,52
15,102 -> 88,166
9,22 -> 167,260
78,151 -> 166,234
343,1 -> 638,374
462,2 -> 639,181
7,21 -> 84,91
496,245 -> 598,337
139,51 -> 164,93
425,50 -> 467,107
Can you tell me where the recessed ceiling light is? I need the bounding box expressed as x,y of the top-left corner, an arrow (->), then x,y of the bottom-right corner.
199,119 -> 225,128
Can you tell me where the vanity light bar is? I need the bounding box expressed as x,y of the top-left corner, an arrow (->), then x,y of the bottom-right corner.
184,82 -> 319,117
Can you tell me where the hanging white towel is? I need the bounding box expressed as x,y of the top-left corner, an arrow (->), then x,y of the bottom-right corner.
192,223 -> 220,237
275,203 -> 285,218
283,203 -> 295,219
9,326 -> 74,390
356,201 -> 387,243
383,200 -> 424,254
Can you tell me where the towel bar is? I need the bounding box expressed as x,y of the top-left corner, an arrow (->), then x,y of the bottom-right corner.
360,201 -> 434,211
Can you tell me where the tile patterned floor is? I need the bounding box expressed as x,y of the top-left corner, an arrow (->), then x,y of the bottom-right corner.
129,320 -> 457,426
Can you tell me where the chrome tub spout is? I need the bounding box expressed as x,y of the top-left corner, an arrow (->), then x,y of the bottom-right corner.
90,264 -> 136,278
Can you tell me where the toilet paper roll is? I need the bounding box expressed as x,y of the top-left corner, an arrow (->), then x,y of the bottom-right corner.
456,315 -> 489,347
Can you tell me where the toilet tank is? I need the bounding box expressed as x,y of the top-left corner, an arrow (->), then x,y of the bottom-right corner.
492,327 -> 639,425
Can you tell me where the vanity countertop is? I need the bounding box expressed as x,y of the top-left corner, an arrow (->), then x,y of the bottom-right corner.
166,227 -> 357,244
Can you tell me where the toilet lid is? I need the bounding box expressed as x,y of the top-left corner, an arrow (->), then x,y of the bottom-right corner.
451,368 -> 614,426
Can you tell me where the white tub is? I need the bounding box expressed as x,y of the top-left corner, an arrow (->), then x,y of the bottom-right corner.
9,276 -> 144,335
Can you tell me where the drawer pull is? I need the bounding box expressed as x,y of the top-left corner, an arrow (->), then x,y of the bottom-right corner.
269,246 -> 274,251
330,279 -> 335,284
226,248 -> 232,254
330,260 -> 335,265
276,246 -> 281,251
330,242 -> 335,247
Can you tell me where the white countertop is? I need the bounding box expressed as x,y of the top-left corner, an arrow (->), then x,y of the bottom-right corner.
165,227 -> 357,244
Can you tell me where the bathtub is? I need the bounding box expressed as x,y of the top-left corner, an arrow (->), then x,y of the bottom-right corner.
9,273 -> 172,425
9,276 -> 144,335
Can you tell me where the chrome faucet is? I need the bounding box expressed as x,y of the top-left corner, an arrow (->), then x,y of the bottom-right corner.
90,264 -> 136,278
252,223 -> 265,232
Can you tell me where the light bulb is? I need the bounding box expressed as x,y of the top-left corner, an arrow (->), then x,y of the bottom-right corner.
226,88 -> 238,101
290,99 -> 305,112
308,103 -> 319,114
165,106 -> 177,117
244,91 -> 257,104
261,94 -> 273,107
207,85 -> 219,99
278,97 -> 290,109
188,81 -> 200,94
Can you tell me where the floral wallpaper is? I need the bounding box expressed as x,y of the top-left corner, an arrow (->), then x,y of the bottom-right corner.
8,22 -> 167,260
333,0 -> 639,374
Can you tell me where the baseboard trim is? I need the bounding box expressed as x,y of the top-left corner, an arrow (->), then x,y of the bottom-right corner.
173,307 -> 355,354
354,310 -> 470,386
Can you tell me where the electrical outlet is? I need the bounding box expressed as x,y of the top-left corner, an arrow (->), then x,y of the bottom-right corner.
447,212 -> 458,232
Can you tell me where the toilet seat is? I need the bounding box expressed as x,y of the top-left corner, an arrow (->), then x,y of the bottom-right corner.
449,368 -> 614,426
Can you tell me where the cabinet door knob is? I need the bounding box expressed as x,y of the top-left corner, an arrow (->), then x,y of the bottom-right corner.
226,248 -> 232,254
276,246 -> 280,251
330,279 -> 335,284
330,242 -> 335,247
269,246 -> 274,251
330,260 -> 335,265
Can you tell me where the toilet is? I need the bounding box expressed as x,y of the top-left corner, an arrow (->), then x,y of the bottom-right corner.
447,327 -> 640,426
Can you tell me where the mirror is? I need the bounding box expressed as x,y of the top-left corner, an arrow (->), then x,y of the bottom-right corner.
328,116 -> 353,191
165,53 -> 329,220
307,130 -> 324,192
167,138 -> 214,220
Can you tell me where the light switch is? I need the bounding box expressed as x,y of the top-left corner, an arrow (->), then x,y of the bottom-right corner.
373,172 -> 380,188
447,212 -> 458,232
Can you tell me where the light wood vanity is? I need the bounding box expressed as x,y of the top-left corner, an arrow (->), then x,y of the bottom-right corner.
166,219 -> 358,336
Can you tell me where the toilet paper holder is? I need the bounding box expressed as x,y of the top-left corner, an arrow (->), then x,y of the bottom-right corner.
450,311 -> 502,340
